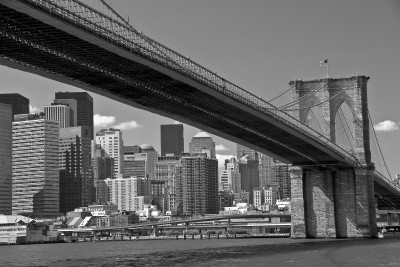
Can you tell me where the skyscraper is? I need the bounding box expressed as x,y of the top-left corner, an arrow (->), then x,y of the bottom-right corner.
176,153 -> 218,216
59,126 -> 94,213
239,152 -> 259,204
12,114 -> 60,217
53,99 -> 77,126
153,155 -> 181,213
275,162 -> 291,200
189,131 -> 215,159
95,128 -> 124,177
55,92 -> 93,139
161,124 -> 184,156
0,93 -> 29,118
236,143 -> 256,159
0,103 -> 12,215
44,103 -> 72,128
91,141 -> 114,185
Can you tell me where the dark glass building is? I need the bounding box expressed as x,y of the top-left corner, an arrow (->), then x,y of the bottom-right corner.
0,93 -> 29,119
55,92 -> 94,139
161,124 -> 184,156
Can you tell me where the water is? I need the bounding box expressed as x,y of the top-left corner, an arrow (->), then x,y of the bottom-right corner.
1,238 -> 400,266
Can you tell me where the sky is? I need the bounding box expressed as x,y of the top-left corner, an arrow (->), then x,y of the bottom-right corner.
1,0 -> 399,175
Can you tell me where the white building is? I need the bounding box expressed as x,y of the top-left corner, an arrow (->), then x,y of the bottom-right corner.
96,177 -> 147,212
253,189 -> 262,208
12,115 -> 60,217
44,104 -> 72,128
264,187 -> 274,205
0,103 -> 12,215
95,128 -> 124,177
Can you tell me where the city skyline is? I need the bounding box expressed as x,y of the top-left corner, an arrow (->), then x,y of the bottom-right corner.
0,0 -> 399,176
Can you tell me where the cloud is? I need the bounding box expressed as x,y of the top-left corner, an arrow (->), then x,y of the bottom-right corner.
216,154 -> 235,170
29,105 -> 41,113
113,120 -> 143,130
94,114 -> 116,127
216,144 -> 229,151
374,120 -> 399,132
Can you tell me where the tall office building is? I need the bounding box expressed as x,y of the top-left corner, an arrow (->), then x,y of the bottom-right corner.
275,162 -> 291,200
0,93 -> 29,118
12,114 -> 60,217
259,153 -> 277,188
44,103 -> 72,128
239,152 -> 259,204
91,141 -> 114,186
0,104 -> 12,215
222,157 -> 241,193
189,131 -> 215,159
176,153 -> 218,216
95,128 -> 124,177
59,126 -> 94,213
53,99 -> 77,126
55,92 -> 93,139
153,156 -> 181,213
161,124 -> 184,156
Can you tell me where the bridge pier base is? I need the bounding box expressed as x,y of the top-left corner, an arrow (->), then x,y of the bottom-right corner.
290,166 -> 377,238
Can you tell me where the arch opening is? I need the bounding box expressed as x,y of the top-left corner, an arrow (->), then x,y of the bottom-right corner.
334,102 -> 355,153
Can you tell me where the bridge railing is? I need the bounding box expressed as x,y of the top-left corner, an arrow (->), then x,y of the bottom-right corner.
26,0 -> 359,165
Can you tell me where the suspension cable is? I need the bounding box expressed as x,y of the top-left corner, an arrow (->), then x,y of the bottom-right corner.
368,109 -> 392,179
279,82 -> 326,109
279,81 -> 354,111
336,107 -> 356,155
267,87 -> 292,103
309,109 -> 324,135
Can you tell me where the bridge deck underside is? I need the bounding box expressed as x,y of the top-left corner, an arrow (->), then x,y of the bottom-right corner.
0,4 -> 351,166
374,180 -> 400,208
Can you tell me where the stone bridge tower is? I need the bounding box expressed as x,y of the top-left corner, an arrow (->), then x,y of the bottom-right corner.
288,75 -> 372,166
287,76 -> 377,239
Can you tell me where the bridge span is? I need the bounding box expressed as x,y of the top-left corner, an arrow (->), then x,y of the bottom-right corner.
1,0 -> 400,239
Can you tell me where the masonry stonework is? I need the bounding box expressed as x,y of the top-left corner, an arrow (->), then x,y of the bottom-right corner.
289,76 -> 377,238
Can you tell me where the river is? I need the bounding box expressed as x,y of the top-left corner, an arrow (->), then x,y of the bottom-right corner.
1,237 -> 400,266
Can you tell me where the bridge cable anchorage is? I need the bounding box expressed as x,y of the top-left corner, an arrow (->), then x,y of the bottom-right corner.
279,82 -> 356,111
368,109 -> 392,180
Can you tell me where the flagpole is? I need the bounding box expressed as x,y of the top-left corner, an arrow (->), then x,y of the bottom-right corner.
326,62 -> 329,78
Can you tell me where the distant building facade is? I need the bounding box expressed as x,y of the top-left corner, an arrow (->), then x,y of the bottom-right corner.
153,156 -> 181,213
0,104 -> 12,215
239,152 -> 259,204
96,177 -> 147,211
0,93 -> 29,118
12,115 -> 60,217
189,131 -> 215,159
176,154 -> 218,216
44,103 -> 72,128
55,92 -> 94,139
91,141 -> 114,186
59,126 -> 94,214
95,128 -> 124,177
160,124 -> 184,156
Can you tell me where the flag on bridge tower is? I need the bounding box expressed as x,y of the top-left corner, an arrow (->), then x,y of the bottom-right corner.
319,59 -> 329,77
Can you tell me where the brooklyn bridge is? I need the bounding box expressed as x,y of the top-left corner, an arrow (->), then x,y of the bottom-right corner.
0,0 -> 399,238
